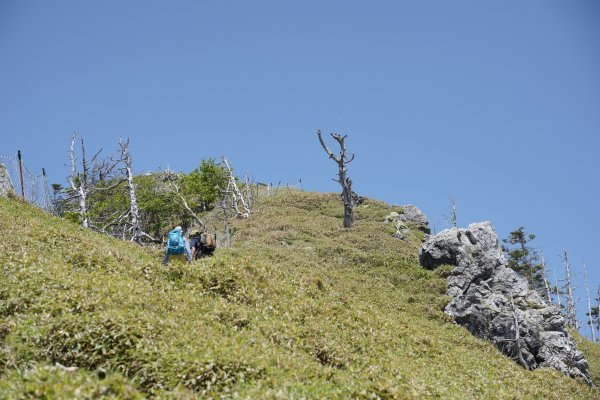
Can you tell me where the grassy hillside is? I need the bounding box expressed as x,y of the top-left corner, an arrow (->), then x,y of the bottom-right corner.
0,193 -> 598,399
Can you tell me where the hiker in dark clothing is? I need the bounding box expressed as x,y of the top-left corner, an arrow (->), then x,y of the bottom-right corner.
189,229 -> 216,259
189,229 -> 204,260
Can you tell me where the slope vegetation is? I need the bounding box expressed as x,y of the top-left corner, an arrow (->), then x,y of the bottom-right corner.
0,193 -> 598,399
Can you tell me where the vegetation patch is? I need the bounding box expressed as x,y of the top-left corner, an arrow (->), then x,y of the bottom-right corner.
0,365 -> 142,399
1,195 -> 599,398
37,316 -> 147,374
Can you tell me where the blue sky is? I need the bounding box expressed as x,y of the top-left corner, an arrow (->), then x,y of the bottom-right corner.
1,1 -> 599,333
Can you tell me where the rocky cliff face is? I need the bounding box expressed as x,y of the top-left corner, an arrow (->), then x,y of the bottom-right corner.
420,222 -> 592,385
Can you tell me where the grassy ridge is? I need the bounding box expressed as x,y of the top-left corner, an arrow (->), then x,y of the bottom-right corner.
0,193 -> 598,399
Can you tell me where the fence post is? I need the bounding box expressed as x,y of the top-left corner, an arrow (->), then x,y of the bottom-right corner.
17,150 -> 25,200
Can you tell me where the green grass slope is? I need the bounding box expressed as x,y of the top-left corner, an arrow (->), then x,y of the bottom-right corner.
0,193 -> 598,399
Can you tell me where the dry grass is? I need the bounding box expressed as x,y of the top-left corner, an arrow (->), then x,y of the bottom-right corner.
0,193 -> 599,399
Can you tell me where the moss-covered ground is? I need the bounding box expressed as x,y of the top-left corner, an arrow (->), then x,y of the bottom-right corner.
0,193 -> 598,399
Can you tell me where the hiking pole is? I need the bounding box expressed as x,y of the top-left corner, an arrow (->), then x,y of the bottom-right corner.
17,150 -> 25,200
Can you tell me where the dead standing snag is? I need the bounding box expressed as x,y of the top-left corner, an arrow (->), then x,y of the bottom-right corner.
220,156 -> 251,219
117,138 -> 158,243
68,132 -> 119,228
317,130 -> 358,228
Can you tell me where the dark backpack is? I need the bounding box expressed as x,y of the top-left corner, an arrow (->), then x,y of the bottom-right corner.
167,229 -> 185,254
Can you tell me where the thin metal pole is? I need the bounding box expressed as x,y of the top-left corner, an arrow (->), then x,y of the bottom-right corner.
17,150 -> 25,200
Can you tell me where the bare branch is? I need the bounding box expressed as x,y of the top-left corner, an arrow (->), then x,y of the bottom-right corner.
88,147 -> 103,166
317,129 -> 340,163
169,180 -> 206,229
93,179 -> 125,191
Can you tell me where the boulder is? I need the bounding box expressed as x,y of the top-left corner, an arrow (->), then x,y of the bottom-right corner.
384,205 -> 430,240
420,222 -> 591,385
384,212 -> 409,240
401,205 -> 430,234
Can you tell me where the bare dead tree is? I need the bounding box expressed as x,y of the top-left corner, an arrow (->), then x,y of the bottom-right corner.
510,295 -> 529,370
244,175 -> 254,212
116,139 -> 158,243
68,134 -> 90,228
317,129 -> 357,228
119,138 -> 141,240
497,294 -> 530,370
596,287 -> 600,342
553,268 -> 562,309
562,250 -> 578,330
583,263 -> 596,342
220,156 -> 250,219
449,196 -> 458,229
67,133 -> 120,229
541,256 -> 552,304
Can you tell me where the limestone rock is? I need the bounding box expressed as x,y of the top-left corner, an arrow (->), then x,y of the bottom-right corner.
420,221 -> 592,385
384,205 -> 430,240
401,205 -> 430,234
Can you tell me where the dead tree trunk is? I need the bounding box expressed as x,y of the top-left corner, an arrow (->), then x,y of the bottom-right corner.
449,196 -> 458,229
221,156 -> 250,219
69,133 -> 90,228
541,256 -> 552,304
118,138 -> 157,242
510,295 -> 529,370
553,268 -> 562,309
596,287 -> 600,342
119,139 -> 139,238
67,133 -> 119,230
583,263 -> 595,342
317,130 -> 357,228
562,250 -> 578,330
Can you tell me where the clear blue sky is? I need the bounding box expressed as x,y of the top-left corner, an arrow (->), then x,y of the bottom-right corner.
1,1 -> 599,333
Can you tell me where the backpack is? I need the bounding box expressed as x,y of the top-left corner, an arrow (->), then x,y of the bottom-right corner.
204,233 -> 215,249
167,229 -> 185,254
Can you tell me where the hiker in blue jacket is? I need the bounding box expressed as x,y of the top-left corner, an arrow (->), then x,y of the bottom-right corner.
163,226 -> 192,265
